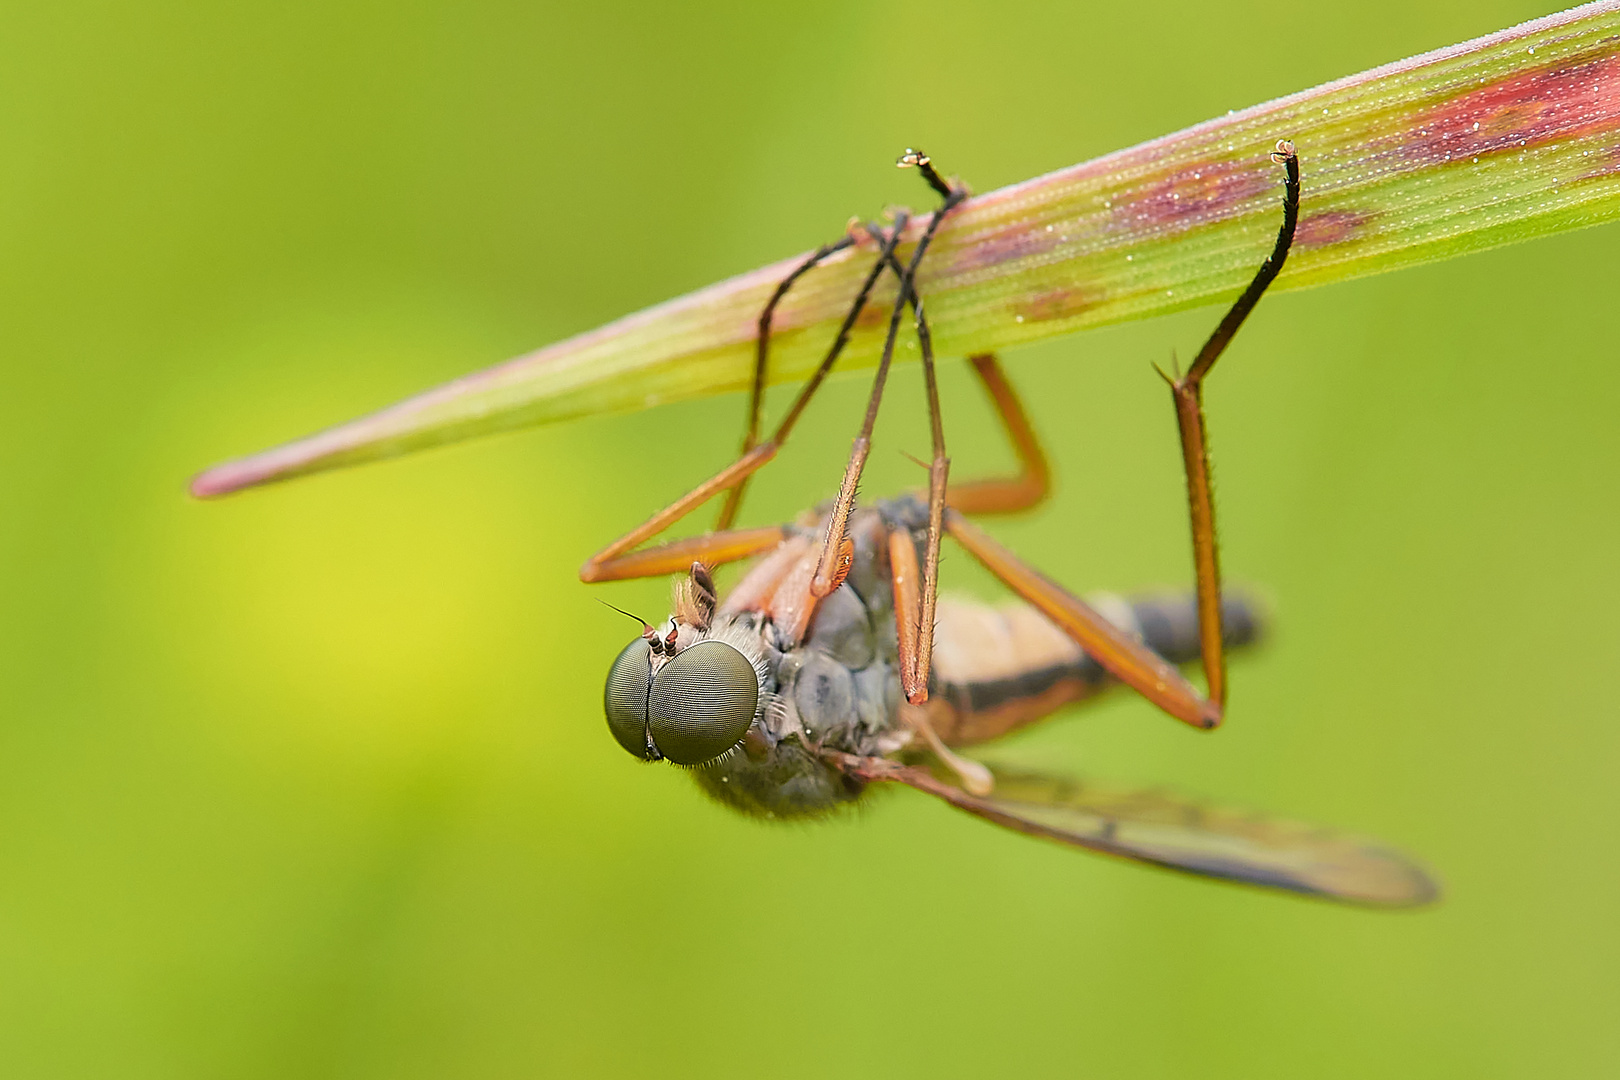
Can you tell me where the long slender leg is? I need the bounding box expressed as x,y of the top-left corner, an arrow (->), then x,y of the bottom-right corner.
891,352 -> 1049,704
717,147 -> 957,543
889,524 -> 923,680
579,218 -> 909,584
580,446 -> 780,582
809,219 -> 934,597
884,520 -> 991,792
946,353 -> 1052,515
883,235 -> 1049,705
810,151 -> 966,598
895,146 -> 1295,717
847,222 -> 947,704
715,235 -> 856,530
907,265 -> 951,704
580,525 -> 787,583
889,147 -> 1291,724
1160,140 -> 1300,710
945,508 -> 1221,729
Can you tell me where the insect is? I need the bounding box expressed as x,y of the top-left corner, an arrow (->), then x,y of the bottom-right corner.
582,143 -> 1437,906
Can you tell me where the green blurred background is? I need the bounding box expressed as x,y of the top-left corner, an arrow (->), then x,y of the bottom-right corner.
3,0 -> 1617,1075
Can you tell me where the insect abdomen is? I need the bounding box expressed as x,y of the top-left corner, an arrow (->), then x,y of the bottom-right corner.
922,590 -> 1266,747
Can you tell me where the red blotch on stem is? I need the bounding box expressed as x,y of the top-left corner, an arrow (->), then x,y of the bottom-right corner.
1295,210 -> 1374,249
1114,157 -> 1275,232
1399,51 -> 1620,162
1013,284 -> 1107,324
945,222 -> 1065,273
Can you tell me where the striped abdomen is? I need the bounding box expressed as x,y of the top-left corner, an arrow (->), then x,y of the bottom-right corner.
917,591 -> 1265,747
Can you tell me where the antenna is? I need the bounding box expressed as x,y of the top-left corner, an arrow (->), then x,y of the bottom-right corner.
597,598 -> 667,653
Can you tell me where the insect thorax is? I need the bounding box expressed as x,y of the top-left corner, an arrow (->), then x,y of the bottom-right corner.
693,504 -> 916,819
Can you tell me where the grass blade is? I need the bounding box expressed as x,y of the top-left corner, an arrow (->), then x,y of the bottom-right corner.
193,2 -> 1620,497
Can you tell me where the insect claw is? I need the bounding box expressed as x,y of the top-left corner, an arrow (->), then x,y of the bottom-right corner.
897,148 -> 955,202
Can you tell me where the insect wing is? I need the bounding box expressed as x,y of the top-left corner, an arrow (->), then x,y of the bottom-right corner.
835,754 -> 1438,908
972,769 -> 1439,907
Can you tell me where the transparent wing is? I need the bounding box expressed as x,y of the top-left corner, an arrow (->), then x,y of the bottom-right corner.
836,754 -> 1439,907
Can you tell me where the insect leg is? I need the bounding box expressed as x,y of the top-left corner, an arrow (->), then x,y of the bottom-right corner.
858,152 -> 972,703
808,220 -> 932,598
889,523 -> 922,677
578,525 -> 787,583
715,234 -> 856,531
1159,140 -> 1299,711
810,151 -> 967,599
944,508 -> 1221,729
579,219 -> 910,584
906,711 -> 994,795
944,353 -> 1052,515
886,518 -> 991,790
908,246 -> 951,705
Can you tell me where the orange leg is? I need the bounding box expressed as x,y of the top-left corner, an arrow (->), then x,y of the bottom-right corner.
832,152 -> 972,702
580,447 -> 780,581
811,161 -> 966,599
579,525 -> 787,583
881,313 -> 1222,726
946,353 -> 1052,516
900,194 -> 1306,728
903,144 -> 1298,725
892,351 -> 1050,704
906,266 -> 951,704
1159,140 -> 1299,711
889,525 -> 923,686
944,509 -> 1221,729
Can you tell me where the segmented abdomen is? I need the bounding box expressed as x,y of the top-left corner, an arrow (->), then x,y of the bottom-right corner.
918,591 -> 1265,747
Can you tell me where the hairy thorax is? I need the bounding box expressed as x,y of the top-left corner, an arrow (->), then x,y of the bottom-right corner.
692,505 -> 908,819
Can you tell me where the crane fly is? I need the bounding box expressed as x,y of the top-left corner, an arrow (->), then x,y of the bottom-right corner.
582,142 -> 1438,907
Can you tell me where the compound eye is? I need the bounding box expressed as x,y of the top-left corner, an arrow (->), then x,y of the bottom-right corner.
648,640 -> 759,766
603,637 -> 655,760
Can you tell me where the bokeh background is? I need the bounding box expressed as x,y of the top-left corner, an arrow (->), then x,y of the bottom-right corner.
3,0 -> 1617,1075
